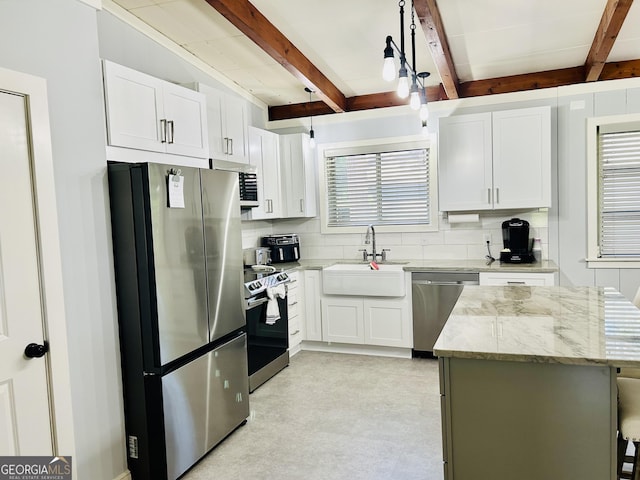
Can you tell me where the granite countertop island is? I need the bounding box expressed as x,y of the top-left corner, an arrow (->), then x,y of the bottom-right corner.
433,285 -> 640,366
434,285 -> 640,480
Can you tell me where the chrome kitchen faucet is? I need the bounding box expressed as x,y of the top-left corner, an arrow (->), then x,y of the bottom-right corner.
361,224 -> 390,262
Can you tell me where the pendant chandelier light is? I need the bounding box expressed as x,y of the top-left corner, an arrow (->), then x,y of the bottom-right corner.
383,0 -> 431,122
305,87 -> 316,148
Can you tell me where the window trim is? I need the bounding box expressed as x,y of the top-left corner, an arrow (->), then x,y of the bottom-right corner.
317,134 -> 438,234
587,113 -> 640,268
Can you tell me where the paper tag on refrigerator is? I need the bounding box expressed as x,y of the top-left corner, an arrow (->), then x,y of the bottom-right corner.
167,174 -> 185,208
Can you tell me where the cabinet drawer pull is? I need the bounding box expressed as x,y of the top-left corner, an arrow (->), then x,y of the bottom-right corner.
290,330 -> 300,336
507,281 -> 526,285
289,301 -> 298,306
167,120 -> 174,144
160,119 -> 167,143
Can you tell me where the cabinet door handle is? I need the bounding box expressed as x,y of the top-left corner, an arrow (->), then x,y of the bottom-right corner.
167,120 -> 174,144
495,187 -> 499,204
229,138 -> 233,155
487,188 -> 491,204
223,137 -> 228,154
160,119 -> 167,143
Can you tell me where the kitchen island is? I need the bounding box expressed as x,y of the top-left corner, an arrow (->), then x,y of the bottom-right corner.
433,285 -> 640,480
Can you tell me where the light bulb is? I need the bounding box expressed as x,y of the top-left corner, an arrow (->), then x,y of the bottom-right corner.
397,76 -> 409,99
410,90 -> 421,110
421,120 -> 428,136
420,103 -> 429,121
382,57 -> 396,82
309,129 -> 316,149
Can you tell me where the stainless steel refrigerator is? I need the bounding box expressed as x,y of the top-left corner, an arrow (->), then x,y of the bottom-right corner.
108,162 -> 249,480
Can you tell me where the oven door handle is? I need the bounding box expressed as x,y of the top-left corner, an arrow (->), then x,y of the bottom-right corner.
246,297 -> 269,309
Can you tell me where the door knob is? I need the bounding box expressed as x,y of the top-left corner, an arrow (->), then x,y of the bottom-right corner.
24,342 -> 48,358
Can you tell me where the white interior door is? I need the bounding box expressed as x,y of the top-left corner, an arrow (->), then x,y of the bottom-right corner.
0,91 -> 53,455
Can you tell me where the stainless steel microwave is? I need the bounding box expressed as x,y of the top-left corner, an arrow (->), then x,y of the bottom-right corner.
210,158 -> 259,208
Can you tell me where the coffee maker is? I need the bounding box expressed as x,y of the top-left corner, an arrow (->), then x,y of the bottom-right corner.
499,218 -> 535,263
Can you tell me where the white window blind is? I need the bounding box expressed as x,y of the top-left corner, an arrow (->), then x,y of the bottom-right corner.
599,129 -> 640,257
325,148 -> 430,227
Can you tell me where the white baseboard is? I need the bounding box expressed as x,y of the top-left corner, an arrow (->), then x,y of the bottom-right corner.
300,341 -> 412,359
113,470 -> 132,480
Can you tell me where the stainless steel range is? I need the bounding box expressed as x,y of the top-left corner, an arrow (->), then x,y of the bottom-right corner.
243,268 -> 290,392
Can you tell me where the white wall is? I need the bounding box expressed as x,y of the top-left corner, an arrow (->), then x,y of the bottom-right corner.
264,106 -> 551,263
0,0 -> 127,479
264,82 -> 640,300
556,83 -> 640,299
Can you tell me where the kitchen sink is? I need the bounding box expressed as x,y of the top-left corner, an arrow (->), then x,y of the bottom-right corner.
322,263 -> 406,297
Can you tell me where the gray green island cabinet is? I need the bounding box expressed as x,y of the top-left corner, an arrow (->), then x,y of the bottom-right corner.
433,285 -> 640,480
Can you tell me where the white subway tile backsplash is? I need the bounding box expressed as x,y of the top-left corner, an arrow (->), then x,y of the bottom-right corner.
423,244 -> 468,259
242,209 -> 549,262
444,229 -> 485,245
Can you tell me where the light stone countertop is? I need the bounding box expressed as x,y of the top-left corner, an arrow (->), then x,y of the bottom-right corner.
292,258 -> 558,273
433,285 -> 640,367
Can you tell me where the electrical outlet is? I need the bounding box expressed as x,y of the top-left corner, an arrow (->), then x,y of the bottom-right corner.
484,233 -> 491,243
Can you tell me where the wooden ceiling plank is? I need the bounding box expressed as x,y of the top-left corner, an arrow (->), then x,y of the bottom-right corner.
203,0 -> 347,112
414,0 -> 460,99
584,0 -> 634,82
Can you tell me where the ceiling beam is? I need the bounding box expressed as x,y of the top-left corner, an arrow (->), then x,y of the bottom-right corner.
269,87 -> 447,121
458,66 -> 586,98
203,0 -> 347,113
269,58 -> 640,121
584,0 -> 634,82
413,0 -> 460,99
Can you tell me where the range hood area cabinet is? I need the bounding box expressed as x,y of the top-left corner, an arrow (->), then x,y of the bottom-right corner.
248,128 -> 318,220
248,126 -> 282,220
193,83 -> 249,164
279,133 -> 317,218
438,106 -> 551,212
102,60 -> 209,159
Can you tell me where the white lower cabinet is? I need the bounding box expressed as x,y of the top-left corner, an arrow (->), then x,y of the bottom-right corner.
321,298 -> 364,344
363,298 -> 412,348
303,270 -> 322,341
320,295 -> 412,348
287,271 -> 303,355
479,272 -> 555,286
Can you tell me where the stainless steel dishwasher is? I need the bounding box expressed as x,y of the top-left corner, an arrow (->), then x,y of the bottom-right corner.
412,271 -> 479,356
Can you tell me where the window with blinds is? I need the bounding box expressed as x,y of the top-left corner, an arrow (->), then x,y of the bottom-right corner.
325,148 -> 430,227
598,129 -> 640,257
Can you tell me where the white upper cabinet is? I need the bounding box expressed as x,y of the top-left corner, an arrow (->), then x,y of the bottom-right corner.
438,112 -> 493,211
279,133 -> 317,218
195,83 -> 249,163
248,126 -> 282,220
102,60 -> 208,159
438,106 -> 551,211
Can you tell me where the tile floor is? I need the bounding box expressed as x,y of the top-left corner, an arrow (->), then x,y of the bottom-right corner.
183,350 -> 444,480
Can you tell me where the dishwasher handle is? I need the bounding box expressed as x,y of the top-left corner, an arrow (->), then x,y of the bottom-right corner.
412,280 -> 479,286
